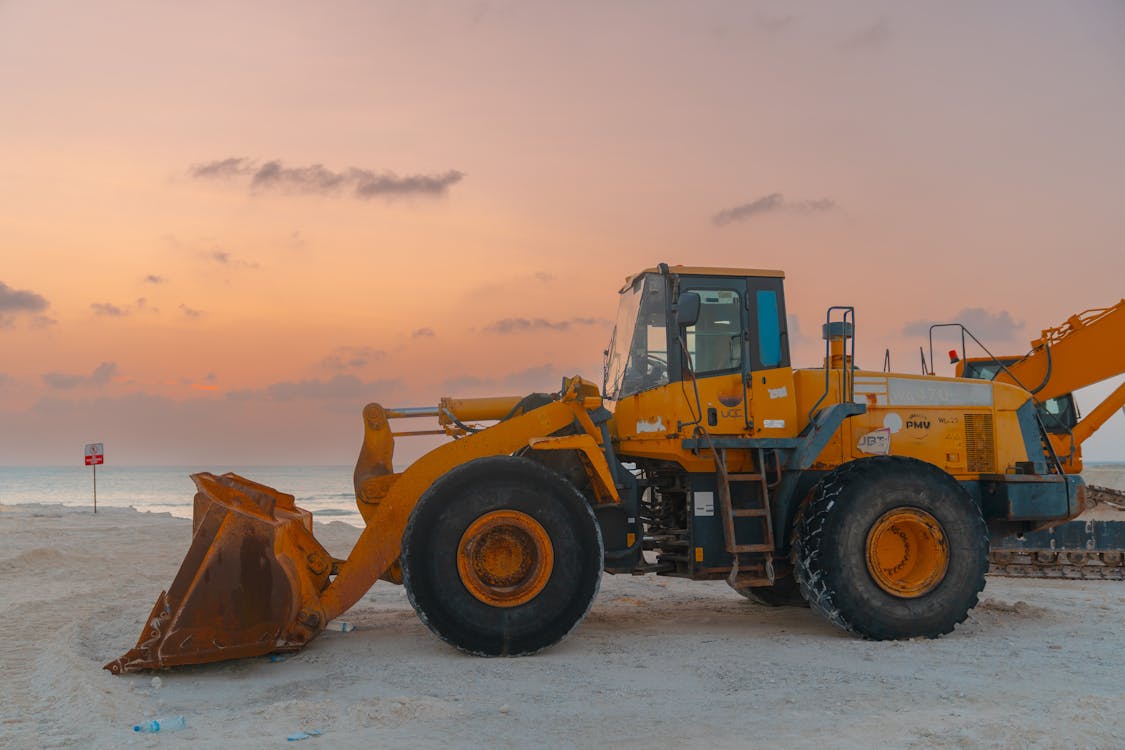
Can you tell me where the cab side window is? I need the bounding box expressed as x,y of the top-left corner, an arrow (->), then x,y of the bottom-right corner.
684,290 -> 742,375
756,289 -> 782,368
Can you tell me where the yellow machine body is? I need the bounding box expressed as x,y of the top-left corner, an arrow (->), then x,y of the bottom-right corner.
107,266 -> 1119,671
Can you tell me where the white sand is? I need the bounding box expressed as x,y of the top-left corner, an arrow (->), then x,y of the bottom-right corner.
2,500 -> 1123,750
1084,466 -> 1125,493
1082,466 -> 1125,520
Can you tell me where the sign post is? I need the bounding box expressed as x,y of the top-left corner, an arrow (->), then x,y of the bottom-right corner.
84,443 -> 104,513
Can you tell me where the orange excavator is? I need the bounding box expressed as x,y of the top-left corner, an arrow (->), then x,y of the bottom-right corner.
944,300 -> 1125,578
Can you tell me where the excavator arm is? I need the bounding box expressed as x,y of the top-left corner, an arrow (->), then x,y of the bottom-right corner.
1072,379 -> 1125,446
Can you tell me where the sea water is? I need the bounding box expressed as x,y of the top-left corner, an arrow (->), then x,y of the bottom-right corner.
5,462 -> 1121,529
0,465 -> 363,527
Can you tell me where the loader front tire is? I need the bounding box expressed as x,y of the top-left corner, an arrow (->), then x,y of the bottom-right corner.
402,456 -> 603,656
793,456 -> 988,640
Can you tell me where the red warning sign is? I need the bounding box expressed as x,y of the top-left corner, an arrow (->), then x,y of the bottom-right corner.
84,443 -> 104,466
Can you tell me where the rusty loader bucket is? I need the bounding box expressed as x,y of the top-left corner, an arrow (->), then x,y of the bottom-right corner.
104,473 -> 333,673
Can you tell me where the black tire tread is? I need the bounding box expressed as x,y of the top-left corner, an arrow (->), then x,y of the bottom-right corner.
794,456 -> 989,640
401,455 -> 603,656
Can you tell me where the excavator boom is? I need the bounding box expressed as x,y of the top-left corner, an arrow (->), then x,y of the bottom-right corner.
993,300 -> 1125,401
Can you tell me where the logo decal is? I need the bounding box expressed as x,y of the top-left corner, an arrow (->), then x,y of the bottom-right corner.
858,428 -> 891,455
717,391 -> 743,408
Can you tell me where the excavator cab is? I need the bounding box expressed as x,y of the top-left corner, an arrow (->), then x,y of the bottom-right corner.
960,357 -> 1079,435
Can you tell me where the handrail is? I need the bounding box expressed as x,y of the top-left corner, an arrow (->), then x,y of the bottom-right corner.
927,323 -> 1051,395
808,306 -> 855,422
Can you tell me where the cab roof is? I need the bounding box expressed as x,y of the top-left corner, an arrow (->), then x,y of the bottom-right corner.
621,265 -> 785,292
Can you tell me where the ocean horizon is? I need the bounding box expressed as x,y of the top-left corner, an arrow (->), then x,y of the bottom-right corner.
3,461 -> 1123,531
0,464 -> 365,527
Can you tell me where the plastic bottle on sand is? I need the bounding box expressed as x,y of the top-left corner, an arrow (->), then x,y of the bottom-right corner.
133,715 -> 187,733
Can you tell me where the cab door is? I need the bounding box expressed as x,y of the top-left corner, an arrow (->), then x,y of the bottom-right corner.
747,277 -> 797,438
673,278 -> 751,435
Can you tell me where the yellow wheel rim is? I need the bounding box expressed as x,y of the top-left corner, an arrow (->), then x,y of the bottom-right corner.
457,510 -> 554,608
865,508 -> 949,598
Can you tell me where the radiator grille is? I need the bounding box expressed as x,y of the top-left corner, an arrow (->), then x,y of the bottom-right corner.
964,413 -> 995,473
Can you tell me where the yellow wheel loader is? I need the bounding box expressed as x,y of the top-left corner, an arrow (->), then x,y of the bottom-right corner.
106,264 -> 1115,672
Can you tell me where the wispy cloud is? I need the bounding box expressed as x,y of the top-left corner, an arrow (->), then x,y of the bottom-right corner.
0,281 -> 49,315
903,308 -> 1024,341
286,231 -> 307,250
321,346 -> 385,370
755,12 -> 795,33
207,249 -> 259,269
178,372 -> 219,391
484,317 -> 609,334
712,193 -> 836,227
441,364 -> 572,395
189,157 -> 464,200
90,303 -> 127,317
412,327 -> 435,339
463,271 -> 556,303
42,362 -> 118,390
840,17 -> 890,52
143,274 -> 166,284
226,374 -> 400,402
91,298 -> 159,317
179,304 -> 204,320
786,314 -> 809,345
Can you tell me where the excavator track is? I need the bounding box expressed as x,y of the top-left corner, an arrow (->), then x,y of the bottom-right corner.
989,550 -> 1125,580
989,485 -> 1125,581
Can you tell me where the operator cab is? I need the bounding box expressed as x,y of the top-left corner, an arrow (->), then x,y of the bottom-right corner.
604,266 -> 790,401
961,358 -> 1078,434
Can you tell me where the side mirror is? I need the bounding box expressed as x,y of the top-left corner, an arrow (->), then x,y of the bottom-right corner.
676,292 -> 700,328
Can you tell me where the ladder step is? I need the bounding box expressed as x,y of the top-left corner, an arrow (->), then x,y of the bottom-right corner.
731,508 -> 768,518
729,577 -> 773,589
732,543 -> 774,553
727,473 -> 764,482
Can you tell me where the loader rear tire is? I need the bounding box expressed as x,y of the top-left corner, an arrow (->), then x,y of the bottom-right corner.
793,456 -> 988,640
402,456 -> 603,656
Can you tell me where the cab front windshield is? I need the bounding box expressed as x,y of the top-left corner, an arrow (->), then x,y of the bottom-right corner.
604,274 -> 668,400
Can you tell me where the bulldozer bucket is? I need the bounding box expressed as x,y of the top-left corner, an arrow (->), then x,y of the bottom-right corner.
104,472 -> 333,674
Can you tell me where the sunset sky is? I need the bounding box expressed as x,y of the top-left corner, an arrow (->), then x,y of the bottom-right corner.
1,1 -> 1123,467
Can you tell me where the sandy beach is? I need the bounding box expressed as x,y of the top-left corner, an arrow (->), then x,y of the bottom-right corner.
1,467 -> 1122,749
